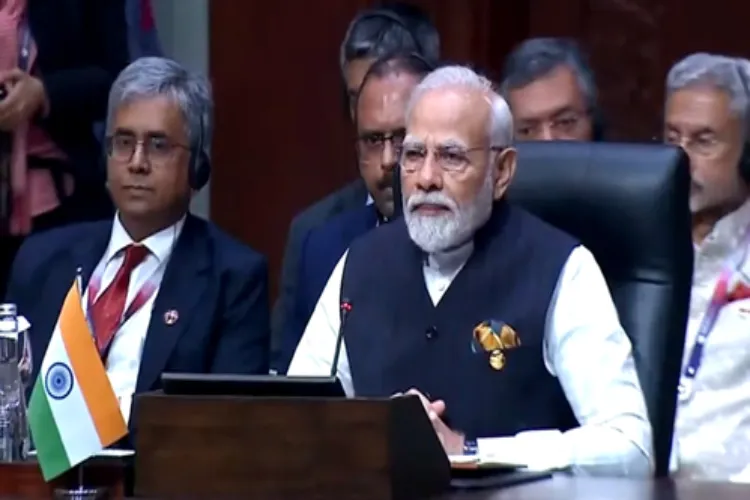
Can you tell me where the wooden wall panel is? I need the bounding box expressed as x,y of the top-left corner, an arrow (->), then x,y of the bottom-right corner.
209,0 -> 521,297
528,0 -> 750,140
209,0 -> 369,297
582,0 -> 665,140
210,0 -> 750,296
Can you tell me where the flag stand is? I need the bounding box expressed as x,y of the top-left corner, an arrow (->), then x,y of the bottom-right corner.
76,464 -> 84,491
52,462 -> 106,500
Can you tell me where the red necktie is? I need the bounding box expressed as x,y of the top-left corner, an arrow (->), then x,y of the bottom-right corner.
90,244 -> 150,354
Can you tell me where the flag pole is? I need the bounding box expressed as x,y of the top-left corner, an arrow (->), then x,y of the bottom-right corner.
75,267 -> 83,297
77,463 -> 84,491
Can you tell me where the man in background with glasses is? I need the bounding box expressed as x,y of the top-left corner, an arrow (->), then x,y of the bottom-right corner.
6,57 -> 271,433
275,53 -> 432,373
500,37 -> 603,142
663,53 -> 750,481
289,66 -> 651,475
272,3 -> 441,369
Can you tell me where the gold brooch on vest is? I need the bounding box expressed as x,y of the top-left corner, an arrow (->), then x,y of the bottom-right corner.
471,320 -> 521,370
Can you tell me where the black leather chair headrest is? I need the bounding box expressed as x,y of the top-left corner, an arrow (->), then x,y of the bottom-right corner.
509,141 -> 694,477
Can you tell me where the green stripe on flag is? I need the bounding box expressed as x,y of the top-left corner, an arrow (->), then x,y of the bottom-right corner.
28,376 -> 71,481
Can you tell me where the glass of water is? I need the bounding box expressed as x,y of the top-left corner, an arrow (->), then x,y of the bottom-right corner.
18,329 -> 32,388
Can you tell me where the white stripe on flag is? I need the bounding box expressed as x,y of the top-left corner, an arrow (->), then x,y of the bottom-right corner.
41,325 -> 102,466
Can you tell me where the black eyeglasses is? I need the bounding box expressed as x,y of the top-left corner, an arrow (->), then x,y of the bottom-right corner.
105,133 -> 190,165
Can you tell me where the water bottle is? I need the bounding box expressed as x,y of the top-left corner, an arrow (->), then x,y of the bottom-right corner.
0,303 -> 30,461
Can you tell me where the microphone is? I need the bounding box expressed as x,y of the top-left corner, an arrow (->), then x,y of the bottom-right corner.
330,298 -> 352,378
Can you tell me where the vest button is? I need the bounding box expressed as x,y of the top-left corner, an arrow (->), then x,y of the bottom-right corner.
425,326 -> 438,340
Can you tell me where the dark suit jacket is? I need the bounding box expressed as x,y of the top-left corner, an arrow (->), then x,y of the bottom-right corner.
7,214 -> 271,408
271,179 -> 368,360
31,0 -> 130,217
276,205 -> 378,372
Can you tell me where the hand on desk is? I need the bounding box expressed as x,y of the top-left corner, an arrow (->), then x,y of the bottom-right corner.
394,388 -> 465,455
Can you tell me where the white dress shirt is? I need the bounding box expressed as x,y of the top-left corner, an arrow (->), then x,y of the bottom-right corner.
289,242 -> 653,476
82,214 -> 185,423
674,200 -> 750,481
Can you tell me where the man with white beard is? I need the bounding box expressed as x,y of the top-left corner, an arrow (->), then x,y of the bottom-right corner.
288,66 -> 652,476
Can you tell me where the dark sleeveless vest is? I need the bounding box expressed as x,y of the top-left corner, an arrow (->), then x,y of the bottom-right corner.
340,201 -> 580,439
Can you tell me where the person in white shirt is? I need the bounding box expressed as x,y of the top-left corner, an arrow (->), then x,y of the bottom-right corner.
7,57 -> 271,438
664,53 -> 750,481
289,65 -> 652,477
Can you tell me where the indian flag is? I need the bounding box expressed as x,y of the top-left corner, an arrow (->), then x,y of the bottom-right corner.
27,281 -> 128,481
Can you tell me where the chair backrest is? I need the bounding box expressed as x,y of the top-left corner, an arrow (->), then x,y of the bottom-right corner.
509,141 -> 693,477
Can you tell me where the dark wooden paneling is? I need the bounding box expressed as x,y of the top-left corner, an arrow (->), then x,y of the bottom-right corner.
581,0 -> 665,140
527,0 -> 750,140
210,0 -> 750,295
209,0 -> 370,296
209,0 -> 522,297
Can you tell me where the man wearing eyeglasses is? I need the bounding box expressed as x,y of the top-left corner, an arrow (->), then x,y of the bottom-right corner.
6,57 -> 271,432
272,4 -> 441,369
500,38 -> 603,142
289,66 -> 652,475
274,52 -> 432,373
663,53 -> 750,481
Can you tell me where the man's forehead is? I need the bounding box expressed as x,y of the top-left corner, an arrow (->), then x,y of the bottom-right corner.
407,88 -> 489,143
113,96 -> 186,138
344,57 -> 376,91
115,95 -> 179,120
665,86 -> 737,130
359,74 -> 419,109
507,65 -> 584,119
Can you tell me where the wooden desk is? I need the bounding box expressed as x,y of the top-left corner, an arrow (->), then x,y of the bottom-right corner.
116,477 -> 750,499
0,477 -> 728,499
446,476 -> 750,499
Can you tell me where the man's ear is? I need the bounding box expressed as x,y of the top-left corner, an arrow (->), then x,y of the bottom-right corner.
492,147 -> 517,200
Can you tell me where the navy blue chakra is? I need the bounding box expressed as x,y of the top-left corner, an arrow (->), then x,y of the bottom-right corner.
45,362 -> 74,400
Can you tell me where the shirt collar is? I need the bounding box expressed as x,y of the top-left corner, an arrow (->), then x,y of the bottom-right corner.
425,239 -> 474,274
105,213 -> 186,264
698,199 -> 750,254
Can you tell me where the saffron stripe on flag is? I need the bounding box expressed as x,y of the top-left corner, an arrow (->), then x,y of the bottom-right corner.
35,320 -> 103,470
27,376 -> 70,481
59,285 -> 126,445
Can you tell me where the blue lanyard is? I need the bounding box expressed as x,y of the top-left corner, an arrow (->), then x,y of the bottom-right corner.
678,230 -> 750,401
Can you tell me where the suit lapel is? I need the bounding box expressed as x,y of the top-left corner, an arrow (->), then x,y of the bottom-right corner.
341,205 -> 378,243
34,221 -> 110,365
336,179 -> 369,212
136,215 -> 211,392
70,221 -> 112,290
363,204 -> 379,229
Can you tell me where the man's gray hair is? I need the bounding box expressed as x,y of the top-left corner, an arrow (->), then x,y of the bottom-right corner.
106,57 -> 213,159
339,6 -> 440,75
406,65 -> 513,148
666,53 -> 750,132
499,37 -> 598,112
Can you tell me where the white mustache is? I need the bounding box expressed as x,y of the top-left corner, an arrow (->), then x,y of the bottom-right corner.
406,191 -> 458,213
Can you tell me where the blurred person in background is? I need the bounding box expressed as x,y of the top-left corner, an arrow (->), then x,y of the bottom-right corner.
500,37 -> 602,142
126,0 -> 162,60
272,2 -> 440,365
663,52 -> 750,481
0,0 -> 129,296
275,52 -> 433,372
